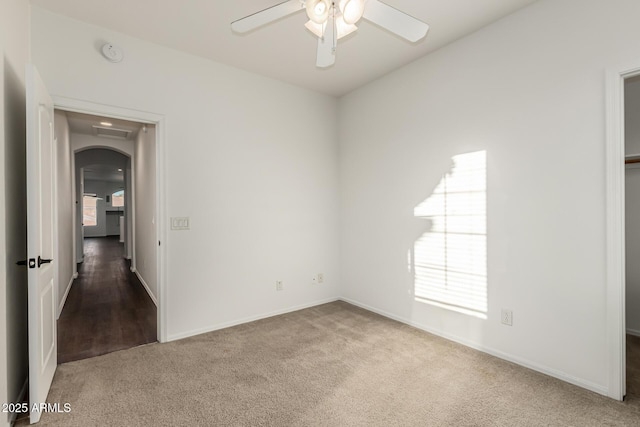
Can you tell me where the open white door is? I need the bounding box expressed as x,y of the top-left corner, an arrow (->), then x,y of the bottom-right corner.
26,64 -> 57,424
79,167 -> 84,259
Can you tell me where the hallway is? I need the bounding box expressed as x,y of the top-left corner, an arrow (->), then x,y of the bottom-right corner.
57,237 -> 157,363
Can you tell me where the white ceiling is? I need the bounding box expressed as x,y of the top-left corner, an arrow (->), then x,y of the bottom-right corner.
65,111 -> 142,140
31,0 -> 539,97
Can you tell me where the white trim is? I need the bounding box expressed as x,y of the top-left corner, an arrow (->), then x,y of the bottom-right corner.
53,135 -> 60,327
52,95 -> 167,343
167,297 -> 340,342
130,151 -> 136,273
75,167 -> 84,264
340,297 -> 608,396
52,96 -> 160,124
605,62 -> 640,401
7,378 -> 28,425
70,148 -> 78,271
75,144 -> 132,158
155,116 -> 168,343
605,66 -> 626,401
57,275 -> 74,319
627,328 -> 640,338
132,268 -> 157,306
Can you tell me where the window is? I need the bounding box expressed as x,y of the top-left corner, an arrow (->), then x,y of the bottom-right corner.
413,151 -> 487,318
112,190 -> 125,208
83,196 -> 98,226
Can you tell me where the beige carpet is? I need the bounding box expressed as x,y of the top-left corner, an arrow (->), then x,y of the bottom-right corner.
17,302 -> 640,426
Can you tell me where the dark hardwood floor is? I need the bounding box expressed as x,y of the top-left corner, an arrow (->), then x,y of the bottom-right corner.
628,334 -> 640,398
57,236 -> 157,363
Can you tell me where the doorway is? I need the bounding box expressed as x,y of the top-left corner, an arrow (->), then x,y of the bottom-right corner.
606,62 -> 640,401
53,108 -> 161,362
625,76 -> 640,398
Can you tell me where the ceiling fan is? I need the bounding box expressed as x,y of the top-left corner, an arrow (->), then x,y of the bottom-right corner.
231,0 -> 429,68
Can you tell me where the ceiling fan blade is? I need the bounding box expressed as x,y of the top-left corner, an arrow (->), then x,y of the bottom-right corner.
316,13 -> 336,68
362,0 -> 429,43
231,0 -> 304,34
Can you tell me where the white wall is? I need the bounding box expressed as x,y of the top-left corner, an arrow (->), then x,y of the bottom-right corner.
54,110 -> 74,316
31,8 -> 340,340
339,0 -> 640,396
0,0 -> 30,424
134,125 -> 157,302
625,77 -> 640,335
125,166 -> 132,258
72,132 -> 133,157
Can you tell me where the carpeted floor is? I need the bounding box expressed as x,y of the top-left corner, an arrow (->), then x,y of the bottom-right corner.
17,302 -> 640,426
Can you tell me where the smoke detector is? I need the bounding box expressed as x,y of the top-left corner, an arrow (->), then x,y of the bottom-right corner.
101,43 -> 124,63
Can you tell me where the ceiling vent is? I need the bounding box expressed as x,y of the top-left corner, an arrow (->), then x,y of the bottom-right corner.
92,125 -> 131,140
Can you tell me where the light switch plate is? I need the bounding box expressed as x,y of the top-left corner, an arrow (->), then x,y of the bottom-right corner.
171,217 -> 190,230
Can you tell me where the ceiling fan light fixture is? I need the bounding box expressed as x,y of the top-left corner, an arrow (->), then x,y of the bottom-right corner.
339,0 -> 365,25
306,0 -> 331,24
231,0 -> 429,68
305,20 -> 326,38
336,17 -> 358,39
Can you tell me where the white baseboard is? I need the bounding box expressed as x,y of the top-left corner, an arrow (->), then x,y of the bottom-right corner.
167,297 -> 340,342
339,297 -> 608,397
627,328 -> 640,337
7,378 -> 28,425
57,275 -> 75,319
133,269 -> 157,306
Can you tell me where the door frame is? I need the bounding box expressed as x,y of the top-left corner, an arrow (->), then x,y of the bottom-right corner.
605,61 -> 640,401
54,96 -> 168,343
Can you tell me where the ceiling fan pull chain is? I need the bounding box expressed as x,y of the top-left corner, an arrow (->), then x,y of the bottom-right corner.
332,2 -> 338,53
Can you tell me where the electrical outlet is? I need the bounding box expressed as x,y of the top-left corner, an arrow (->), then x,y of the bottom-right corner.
317,273 -> 324,284
501,309 -> 513,326
276,281 -> 283,291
